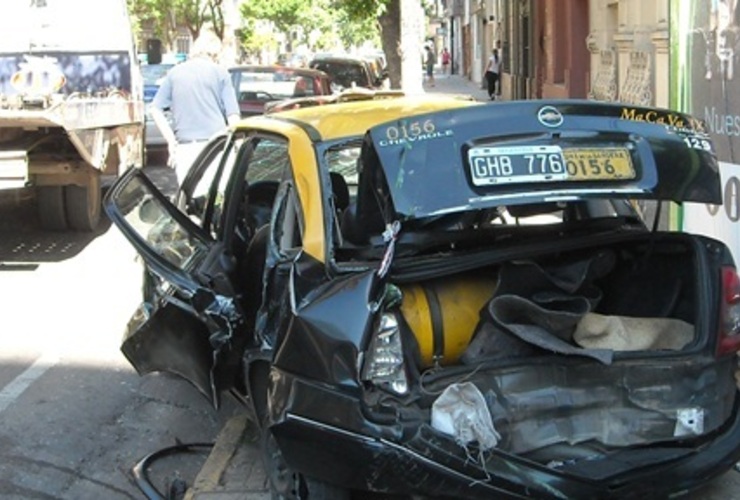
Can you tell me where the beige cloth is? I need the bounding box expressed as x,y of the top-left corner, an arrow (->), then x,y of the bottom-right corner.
574,313 -> 694,351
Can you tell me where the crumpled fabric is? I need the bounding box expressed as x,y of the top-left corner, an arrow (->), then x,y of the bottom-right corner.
431,382 -> 500,451
574,313 -> 694,351
485,294 -> 613,364
462,251 -> 617,365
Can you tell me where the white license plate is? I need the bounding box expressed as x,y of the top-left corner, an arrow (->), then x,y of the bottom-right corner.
468,145 -> 567,186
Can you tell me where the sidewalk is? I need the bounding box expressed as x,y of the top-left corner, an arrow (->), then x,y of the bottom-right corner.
423,72 -> 492,102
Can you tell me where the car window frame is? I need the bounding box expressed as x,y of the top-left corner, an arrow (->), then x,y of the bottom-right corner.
177,131 -> 246,238
104,166 -> 217,296
219,132 -> 295,254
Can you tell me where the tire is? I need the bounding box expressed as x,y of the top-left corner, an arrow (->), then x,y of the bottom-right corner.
301,477 -> 351,500
262,424 -> 350,500
37,185 -> 67,231
65,173 -> 101,231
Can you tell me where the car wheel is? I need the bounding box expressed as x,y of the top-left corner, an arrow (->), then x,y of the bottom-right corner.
262,424 -> 350,500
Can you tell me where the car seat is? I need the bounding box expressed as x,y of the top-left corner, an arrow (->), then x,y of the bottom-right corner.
240,224 -> 270,332
330,172 -> 350,213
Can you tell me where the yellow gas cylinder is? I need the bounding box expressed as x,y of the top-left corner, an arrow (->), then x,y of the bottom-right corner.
399,275 -> 497,367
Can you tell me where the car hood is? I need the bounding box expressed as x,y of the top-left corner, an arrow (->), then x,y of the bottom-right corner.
363,100 -> 721,221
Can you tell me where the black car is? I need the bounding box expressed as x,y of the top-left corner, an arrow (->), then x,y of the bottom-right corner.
309,53 -> 386,91
105,96 -> 740,499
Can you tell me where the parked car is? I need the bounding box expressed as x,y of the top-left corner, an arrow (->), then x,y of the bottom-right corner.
309,53 -> 386,91
141,62 -> 175,153
104,95 -> 740,499
228,65 -> 332,117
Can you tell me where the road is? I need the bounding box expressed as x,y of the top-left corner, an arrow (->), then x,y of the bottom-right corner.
0,165 -> 242,499
2,156 -> 740,499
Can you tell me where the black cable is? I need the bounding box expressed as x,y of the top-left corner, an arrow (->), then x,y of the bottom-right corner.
131,442 -> 214,500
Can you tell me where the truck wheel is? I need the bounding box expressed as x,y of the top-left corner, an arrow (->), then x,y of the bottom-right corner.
37,186 -> 67,231
65,173 -> 101,231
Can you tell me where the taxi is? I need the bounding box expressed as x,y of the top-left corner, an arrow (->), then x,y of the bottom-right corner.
104,94 -> 740,499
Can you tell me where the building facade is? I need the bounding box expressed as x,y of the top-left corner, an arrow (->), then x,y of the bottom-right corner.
442,0 -> 669,106
587,0 -> 669,107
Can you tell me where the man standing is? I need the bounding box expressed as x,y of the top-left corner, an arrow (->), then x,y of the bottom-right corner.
150,31 -> 240,186
424,45 -> 436,86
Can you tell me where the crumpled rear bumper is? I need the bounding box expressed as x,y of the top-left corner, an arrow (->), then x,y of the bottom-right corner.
270,375 -> 740,499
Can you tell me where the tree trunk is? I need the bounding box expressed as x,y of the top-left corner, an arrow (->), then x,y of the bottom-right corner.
378,0 -> 402,89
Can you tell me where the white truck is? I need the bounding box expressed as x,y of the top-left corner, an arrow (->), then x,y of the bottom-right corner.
0,0 -> 144,231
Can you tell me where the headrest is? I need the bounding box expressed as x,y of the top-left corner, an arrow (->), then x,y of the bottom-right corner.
330,172 -> 350,211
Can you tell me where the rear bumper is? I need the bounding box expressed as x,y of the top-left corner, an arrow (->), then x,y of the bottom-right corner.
271,375 -> 740,499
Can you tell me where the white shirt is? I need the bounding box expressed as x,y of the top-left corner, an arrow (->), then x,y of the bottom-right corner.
487,54 -> 500,74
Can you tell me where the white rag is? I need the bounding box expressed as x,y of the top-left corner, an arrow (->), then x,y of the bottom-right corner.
431,382 -> 500,450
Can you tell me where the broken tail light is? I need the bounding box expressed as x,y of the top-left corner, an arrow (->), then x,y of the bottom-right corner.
718,266 -> 740,356
361,312 -> 409,395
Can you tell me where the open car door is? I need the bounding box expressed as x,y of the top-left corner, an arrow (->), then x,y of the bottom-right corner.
103,166 -> 244,408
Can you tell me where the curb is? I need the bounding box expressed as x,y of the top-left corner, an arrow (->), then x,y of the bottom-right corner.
184,414 -> 250,500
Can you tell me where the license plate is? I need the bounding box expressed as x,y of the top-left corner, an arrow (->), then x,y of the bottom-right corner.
562,148 -> 635,181
469,145 -> 567,186
468,145 -> 634,186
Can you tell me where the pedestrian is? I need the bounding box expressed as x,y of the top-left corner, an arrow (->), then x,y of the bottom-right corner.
441,47 -> 451,75
150,31 -> 241,187
424,45 -> 436,86
484,48 -> 500,100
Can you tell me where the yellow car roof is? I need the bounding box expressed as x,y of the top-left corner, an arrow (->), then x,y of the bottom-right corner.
231,93 -> 481,264
238,94 -> 481,141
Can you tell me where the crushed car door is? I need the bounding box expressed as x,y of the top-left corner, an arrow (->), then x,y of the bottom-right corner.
104,163 -> 245,408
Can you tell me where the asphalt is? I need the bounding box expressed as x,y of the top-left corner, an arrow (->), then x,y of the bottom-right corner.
183,72 -> 492,500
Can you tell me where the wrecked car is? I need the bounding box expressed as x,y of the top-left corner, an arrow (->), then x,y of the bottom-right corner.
104,95 -> 740,499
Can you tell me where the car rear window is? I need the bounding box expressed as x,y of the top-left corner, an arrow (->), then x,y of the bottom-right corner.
310,61 -> 368,89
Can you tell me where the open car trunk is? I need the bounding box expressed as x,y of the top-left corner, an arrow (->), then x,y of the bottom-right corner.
383,230 -> 736,477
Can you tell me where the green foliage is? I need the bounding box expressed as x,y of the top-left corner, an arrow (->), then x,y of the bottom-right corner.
240,0 -> 382,51
333,0 -> 390,20
127,0 -> 225,47
240,0 -> 306,35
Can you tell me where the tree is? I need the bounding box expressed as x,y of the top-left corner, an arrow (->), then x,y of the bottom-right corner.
335,0 -> 406,89
175,0 -> 213,41
127,0 -> 178,49
127,0 -> 227,50
240,0 -> 305,41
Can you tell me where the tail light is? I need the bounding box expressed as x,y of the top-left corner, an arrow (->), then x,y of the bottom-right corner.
361,312 -> 408,395
717,266 -> 740,356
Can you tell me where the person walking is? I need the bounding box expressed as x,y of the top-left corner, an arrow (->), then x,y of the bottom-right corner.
484,48 -> 500,100
441,47 -> 451,75
150,31 -> 240,186
424,45 -> 436,86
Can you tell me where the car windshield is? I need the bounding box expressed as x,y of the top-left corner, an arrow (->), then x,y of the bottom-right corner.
232,68 -> 320,100
141,64 -> 173,85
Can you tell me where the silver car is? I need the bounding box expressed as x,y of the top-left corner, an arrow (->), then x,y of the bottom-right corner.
141,63 -> 174,155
